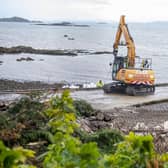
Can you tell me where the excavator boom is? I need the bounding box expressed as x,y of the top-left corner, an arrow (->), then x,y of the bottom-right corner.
113,15 -> 135,67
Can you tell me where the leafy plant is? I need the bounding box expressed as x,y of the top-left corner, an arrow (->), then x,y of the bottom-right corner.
43,90 -> 103,168
103,132 -> 168,168
2,90 -> 168,168
78,128 -> 124,154
43,91 -> 168,168
0,140 -> 36,168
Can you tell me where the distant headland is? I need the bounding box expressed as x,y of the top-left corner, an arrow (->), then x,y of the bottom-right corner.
0,16 -> 90,27
0,16 -> 42,23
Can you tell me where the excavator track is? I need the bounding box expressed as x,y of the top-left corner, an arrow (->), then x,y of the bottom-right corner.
103,82 -> 155,96
125,85 -> 155,96
103,82 -> 125,94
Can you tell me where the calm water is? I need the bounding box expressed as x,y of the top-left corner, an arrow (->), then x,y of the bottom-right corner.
0,22 -> 168,83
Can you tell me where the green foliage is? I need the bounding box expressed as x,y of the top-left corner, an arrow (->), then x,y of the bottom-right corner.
43,91 -> 168,168
0,97 -> 47,147
20,130 -> 54,145
79,129 -> 124,154
26,91 -> 43,100
8,97 -> 44,116
73,99 -> 95,117
0,140 -> 36,168
2,90 -> 168,167
45,90 -> 78,134
104,132 -> 155,168
43,132 -> 102,168
43,90 -> 103,168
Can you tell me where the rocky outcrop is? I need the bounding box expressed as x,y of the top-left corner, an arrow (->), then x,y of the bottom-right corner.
0,79 -> 64,91
0,46 -> 77,56
0,46 -> 114,56
16,57 -> 34,62
36,22 -> 90,27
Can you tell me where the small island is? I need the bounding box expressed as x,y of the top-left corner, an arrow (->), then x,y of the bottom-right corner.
36,21 -> 90,27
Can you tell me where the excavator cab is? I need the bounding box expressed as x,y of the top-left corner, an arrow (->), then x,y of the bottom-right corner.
112,56 -> 127,80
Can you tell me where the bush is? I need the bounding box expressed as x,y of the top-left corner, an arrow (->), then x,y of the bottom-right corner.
43,91 -> 168,168
104,132 -> 167,168
0,97 -> 48,147
43,90 -> 103,168
77,129 -> 124,154
0,140 -> 35,168
8,97 -> 44,115
2,90 -> 168,167
73,99 -> 95,117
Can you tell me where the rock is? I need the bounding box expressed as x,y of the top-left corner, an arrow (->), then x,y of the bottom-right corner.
68,37 -> 75,40
154,125 -> 163,130
96,112 -> 104,121
134,122 -> 148,130
77,118 -> 92,133
163,121 -> 168,131
88,116 -> 97,121
104,113 -> 114,121
35,22 -> 90,27
0,61 -> 3,65
0,46 -> 115,56
0,102 -> 8,111
0,46 -> 78,56
26,57 -> 34,61
90,120 -> 110,130
16,57 -> 34,62
64,34 -> 68,37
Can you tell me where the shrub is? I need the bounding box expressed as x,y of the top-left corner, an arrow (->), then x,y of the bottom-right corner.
0,140 -> 35,168
43,90 -> 103,168
43,91 -> 168,168
103,132 -> 168,168
79,128 -> 124,154
0,97 -> 47,147
73,99 -> 95,117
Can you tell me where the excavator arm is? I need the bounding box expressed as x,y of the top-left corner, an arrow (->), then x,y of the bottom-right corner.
113,15 -> 136,67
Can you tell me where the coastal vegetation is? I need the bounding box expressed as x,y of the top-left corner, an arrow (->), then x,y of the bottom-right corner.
0,90 -> 168,167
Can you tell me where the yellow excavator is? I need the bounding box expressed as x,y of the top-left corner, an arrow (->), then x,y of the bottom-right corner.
103,15 -> 155,95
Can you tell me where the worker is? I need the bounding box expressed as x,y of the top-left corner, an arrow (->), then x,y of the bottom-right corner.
141,59 -> 149,68
144,59 -> 149,68
96,80 -> 104,88
141,59 -> 145,68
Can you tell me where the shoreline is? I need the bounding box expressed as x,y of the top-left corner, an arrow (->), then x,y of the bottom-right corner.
0,78 -> 168,92
0,79 -> 64,91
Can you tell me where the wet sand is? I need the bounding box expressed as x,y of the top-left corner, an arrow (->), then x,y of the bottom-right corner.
71,86 -> 168,110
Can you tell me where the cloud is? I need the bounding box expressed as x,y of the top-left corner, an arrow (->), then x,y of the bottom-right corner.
0,0 -> 168,21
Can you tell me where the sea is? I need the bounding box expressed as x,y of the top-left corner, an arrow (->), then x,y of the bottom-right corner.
0,22 -> 168,84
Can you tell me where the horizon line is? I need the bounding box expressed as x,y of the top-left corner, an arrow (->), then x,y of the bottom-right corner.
1,16 -> 168,23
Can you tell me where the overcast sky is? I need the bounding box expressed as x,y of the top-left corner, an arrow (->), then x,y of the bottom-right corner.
1,0 -> 168,22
